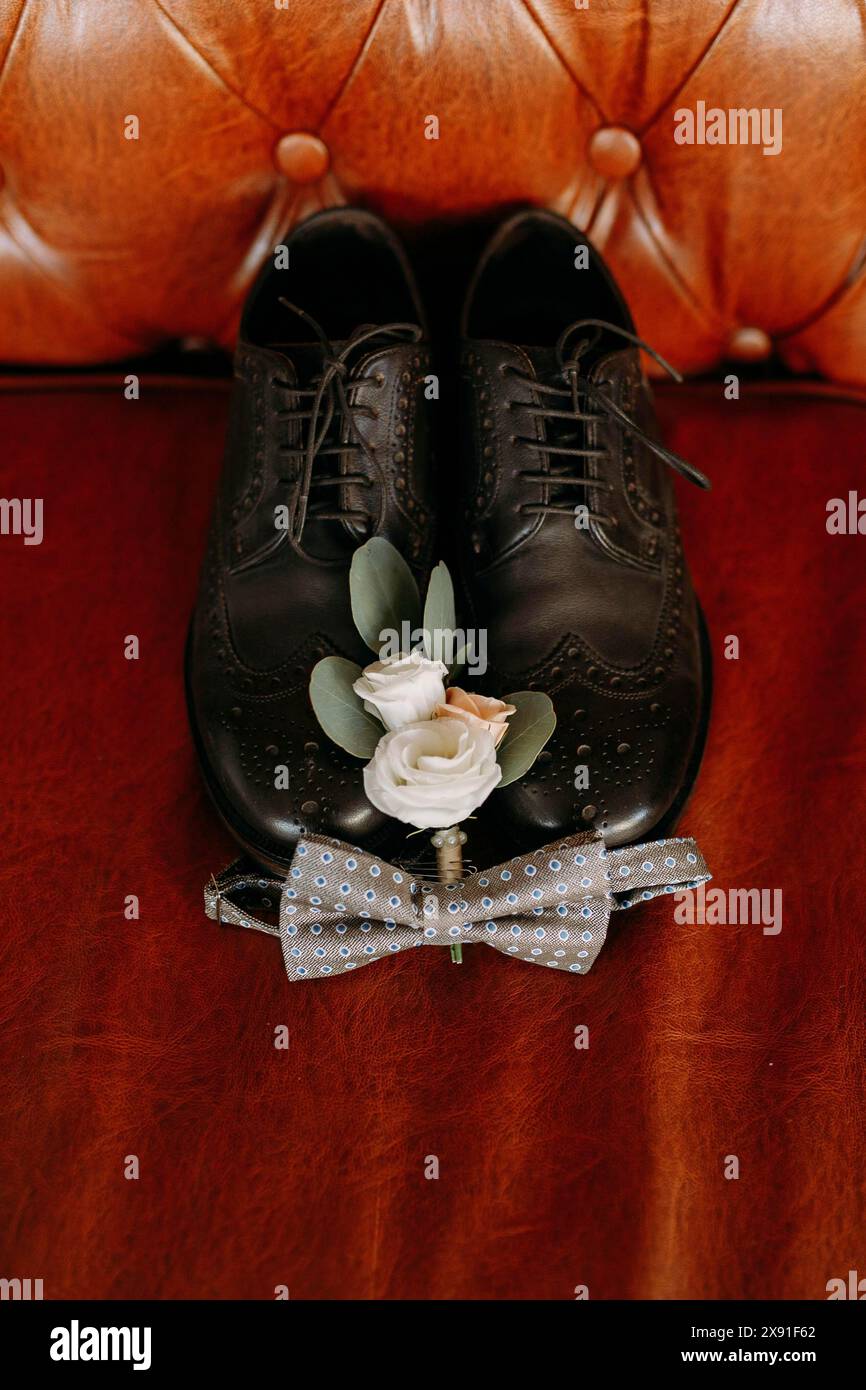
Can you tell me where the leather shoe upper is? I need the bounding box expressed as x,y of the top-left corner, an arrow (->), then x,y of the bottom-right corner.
187,209 -> 435,870
458,210 -> 711,848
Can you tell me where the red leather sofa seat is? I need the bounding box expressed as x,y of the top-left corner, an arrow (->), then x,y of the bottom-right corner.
1,374 -> 862,1298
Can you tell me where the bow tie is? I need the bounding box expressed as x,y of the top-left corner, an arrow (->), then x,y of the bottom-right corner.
204,829 -> 710,980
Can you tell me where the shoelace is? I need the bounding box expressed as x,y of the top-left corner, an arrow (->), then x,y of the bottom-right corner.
505,318 -> 710,526
272,298 -> 422,543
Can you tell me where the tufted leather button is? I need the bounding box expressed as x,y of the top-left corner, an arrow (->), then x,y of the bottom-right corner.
588,126 -> 642,179
728,326 -> 772,361
274,133 -> 330,184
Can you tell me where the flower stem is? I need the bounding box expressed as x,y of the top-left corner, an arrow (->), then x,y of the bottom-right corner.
432,825 -> 466,964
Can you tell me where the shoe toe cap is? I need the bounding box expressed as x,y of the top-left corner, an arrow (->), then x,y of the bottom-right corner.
491,672 -> 707,850
191,691 -> 390,867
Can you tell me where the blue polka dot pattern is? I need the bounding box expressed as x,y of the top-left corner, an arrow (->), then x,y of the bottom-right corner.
203,830 -> 711,982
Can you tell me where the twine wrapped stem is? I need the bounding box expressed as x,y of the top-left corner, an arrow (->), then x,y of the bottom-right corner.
431,825 -> 467,963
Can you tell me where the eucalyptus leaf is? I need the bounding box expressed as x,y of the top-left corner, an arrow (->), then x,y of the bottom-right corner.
350,537 -> 421,655
309,657 -> 383,759
496,691 -> 557,787
422,561 -> 457,667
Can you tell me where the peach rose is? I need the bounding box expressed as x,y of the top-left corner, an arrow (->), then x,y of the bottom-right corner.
433,687 -> 516,748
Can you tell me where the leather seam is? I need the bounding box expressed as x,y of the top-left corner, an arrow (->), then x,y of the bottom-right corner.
149,0 -> 282,130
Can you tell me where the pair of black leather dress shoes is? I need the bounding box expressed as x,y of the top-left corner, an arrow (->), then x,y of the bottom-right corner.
186,208 -> 711,873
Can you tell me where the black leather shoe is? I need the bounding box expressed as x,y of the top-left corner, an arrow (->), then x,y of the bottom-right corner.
187,209 -> 435,872
458,209 -> 711,849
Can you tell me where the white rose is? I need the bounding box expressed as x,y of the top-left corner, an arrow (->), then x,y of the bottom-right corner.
363,718 -> 502,829
352,651 -> 448,732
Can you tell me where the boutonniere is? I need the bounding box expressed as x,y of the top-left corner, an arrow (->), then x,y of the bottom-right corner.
308,538 -> 556,957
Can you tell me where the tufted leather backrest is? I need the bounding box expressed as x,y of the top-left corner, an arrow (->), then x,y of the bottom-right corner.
0,0 -> 863,378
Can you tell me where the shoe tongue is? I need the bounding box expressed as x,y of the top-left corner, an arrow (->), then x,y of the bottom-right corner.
262,340 -> 350,385
519,337 -> 634,382
264,326 -> 409,383
517,344 -> 560,379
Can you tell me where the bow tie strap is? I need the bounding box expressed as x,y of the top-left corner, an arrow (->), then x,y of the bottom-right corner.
205,865 -> 282,938
204,830 -> 710,980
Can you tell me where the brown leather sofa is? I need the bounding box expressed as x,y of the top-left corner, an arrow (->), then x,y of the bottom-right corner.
1,0 -> 864,1300
2,0 -> 864,379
